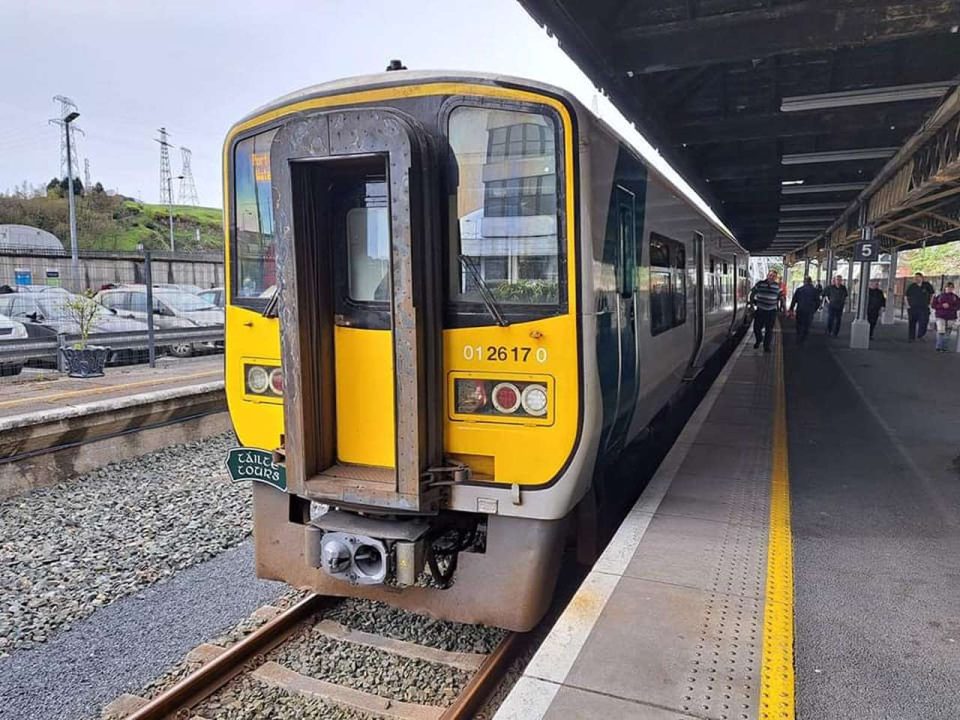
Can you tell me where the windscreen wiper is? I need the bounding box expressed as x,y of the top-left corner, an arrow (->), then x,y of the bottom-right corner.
458,254 -> 509,327
262,287 -> 280,318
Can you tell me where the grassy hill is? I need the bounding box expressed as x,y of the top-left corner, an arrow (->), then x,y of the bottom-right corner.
0,192 -> 224,253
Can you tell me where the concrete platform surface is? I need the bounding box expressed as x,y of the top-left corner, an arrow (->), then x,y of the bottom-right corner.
496,338 -> 781,720
0,355 -> 222,420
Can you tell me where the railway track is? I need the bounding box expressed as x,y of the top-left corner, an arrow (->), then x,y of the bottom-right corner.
115,594 -> 523,720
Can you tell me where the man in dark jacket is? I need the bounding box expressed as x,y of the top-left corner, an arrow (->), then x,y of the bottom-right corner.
866,279 -> 886,339
822,275 -> 848,337
905,272 -> 935,341
789,276 -> 820,344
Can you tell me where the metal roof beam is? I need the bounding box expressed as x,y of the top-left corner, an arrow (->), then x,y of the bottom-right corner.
673,105 -> 929,145
780,203 -> 849,211
781,182 -> 868,195
614,1 -> 960,74
781,148 -> 899,165
781,82 -> 955,112
779,216 -> 837,223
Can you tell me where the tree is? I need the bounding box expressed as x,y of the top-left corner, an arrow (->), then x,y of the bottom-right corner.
93,182 -> 105,194
900,241 -> 960,277
62,291 -> 102,349
46,177 -> 63,198
60,176 -> 84,197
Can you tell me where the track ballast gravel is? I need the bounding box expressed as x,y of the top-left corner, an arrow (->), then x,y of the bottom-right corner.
0,432 -> 250,655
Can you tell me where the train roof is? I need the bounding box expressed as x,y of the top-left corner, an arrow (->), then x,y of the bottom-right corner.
234,69 -> 740,248
237,70 -> 579,125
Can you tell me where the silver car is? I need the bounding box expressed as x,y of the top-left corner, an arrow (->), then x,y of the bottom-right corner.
96,286 -> 224,357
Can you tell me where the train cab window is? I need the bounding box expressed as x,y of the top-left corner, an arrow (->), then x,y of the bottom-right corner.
232,128 -> 279,308
446,105 -> 564,322
649,233 -> 687,335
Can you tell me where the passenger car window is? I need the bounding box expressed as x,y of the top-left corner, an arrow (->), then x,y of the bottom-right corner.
649,232 -> 687,335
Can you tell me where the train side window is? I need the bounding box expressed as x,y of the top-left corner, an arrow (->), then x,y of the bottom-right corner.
674,245 -> 686,324
649,232 -> 685,335
618,202 -> 635,297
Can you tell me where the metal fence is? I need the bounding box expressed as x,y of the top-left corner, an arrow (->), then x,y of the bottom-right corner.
0,326 -> 223,369
0,246 -> 224,295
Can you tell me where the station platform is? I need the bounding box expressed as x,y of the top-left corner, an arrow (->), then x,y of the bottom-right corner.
0,355 -> 222,420
0,355 -> 226,499
496,317 -> 960,720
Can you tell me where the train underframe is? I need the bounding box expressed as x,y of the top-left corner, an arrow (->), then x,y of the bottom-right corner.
251,482 -> 569,631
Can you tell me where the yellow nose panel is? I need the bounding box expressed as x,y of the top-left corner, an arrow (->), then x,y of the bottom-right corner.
334,325 -> 396,467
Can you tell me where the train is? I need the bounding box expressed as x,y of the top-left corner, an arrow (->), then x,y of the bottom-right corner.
222,69 -> 750,631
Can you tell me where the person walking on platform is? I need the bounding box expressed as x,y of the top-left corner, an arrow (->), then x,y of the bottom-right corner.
906,272 -> 935,341
749,270 -> 784,353
789,276 -> 819,345
867,279 -> 886,340
822,275 -> 848,337
933,282 -> 960,352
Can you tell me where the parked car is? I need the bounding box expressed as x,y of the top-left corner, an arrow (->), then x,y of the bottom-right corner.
0,313 -> 28,376
198,287 -> 224,308
95,285 -> 224,357
0,291 -> 150,365
154,283 -> 207,296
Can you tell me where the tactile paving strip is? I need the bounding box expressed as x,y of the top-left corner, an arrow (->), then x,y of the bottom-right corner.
681,425 -> 772,718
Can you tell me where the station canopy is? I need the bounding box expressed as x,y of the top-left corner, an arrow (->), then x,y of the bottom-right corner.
517,0 -> 960,259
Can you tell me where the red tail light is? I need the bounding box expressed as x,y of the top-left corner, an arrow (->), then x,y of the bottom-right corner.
491,383 -> 520,414
269,368 -> 284,396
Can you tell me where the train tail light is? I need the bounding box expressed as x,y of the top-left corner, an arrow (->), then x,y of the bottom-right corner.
454,379 -> 549,419
269,367 -> 284,396
491,382 -> 521,414
245,363 -> 283,398
456,379 -> 488,413
520,384 -> 548,417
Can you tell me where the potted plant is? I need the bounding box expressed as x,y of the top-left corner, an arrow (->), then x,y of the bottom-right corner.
60,291 -> 109,378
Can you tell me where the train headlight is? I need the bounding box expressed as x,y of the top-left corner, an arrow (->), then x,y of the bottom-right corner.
246,365 -> 270,394
455,379 -> 488,413
491,382 -> 521,414
521,384 -> 548,416
269,367 -> 284,396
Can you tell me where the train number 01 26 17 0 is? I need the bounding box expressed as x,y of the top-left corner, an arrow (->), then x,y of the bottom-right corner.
462,345 -> 548,363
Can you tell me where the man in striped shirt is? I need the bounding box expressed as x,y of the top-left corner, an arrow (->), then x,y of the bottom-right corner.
749,270 -> 785,353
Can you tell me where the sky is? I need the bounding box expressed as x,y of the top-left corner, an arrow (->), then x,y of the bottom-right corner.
0,0 -> 723,228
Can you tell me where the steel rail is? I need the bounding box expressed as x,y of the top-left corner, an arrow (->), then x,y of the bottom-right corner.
440,631 -> 525,720
124,593 -> 326,720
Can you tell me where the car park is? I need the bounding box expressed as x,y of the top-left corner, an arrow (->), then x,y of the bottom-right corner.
0,291 -> 150,365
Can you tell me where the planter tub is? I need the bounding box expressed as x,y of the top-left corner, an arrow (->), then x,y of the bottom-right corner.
61,345 -> 109,378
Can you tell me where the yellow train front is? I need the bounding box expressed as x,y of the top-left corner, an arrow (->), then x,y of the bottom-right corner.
224,70 -> 746,631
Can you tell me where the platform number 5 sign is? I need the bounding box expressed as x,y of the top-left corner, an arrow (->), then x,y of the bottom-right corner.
854,241 -> 878,261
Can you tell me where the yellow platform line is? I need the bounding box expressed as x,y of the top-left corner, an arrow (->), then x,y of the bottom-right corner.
760,331 -> 795,719
0,369 -> 221,410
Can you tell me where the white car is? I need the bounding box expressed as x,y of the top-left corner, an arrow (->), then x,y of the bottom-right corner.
0,312 -> 28,376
